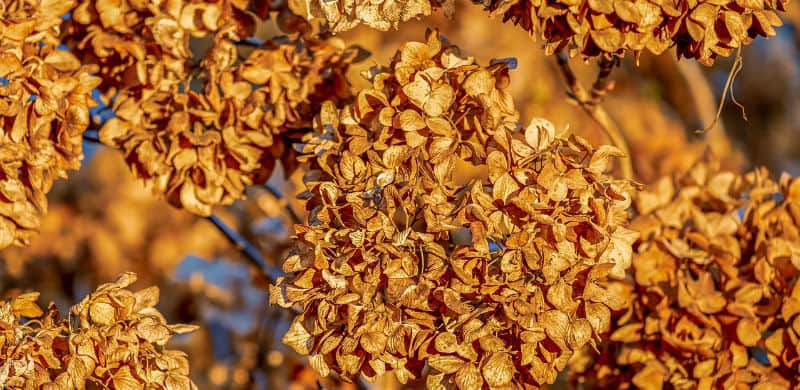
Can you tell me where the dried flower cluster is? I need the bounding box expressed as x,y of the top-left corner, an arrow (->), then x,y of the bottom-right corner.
60,0 -> 364,215
475,0 -> 788,64
63,0 -> 303,95
571,159 -> 800,389
271,30 -> 637,388
289,0 -> 453,33
0,0 -> 99,249
0,273 -> 198,389
99,35 -> 362,216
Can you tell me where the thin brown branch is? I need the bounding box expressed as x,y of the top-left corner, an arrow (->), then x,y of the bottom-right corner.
264,184 -> 302,226
83,130 -> 102,143
555,52 -> 634,180
591,56 -> 619,102
697,46 -> 746,134
207,214 -> 286,283
355,379 -> 369,390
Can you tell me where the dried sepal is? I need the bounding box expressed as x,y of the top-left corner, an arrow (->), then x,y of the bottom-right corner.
94,33 -> 363,216
59,0 -> 344,216
63,0 -> 308,96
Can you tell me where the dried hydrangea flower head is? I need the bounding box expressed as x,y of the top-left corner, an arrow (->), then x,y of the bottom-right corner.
271,30 -> 637,388
64,0 -> 306,97
475,0 -> 788,64
99,32 -> 363,216
0,273 -> 198,389
289,0 -> 454,32
570,158 -> 800,389
0,0 -> 100,249
62,0 -> 365,216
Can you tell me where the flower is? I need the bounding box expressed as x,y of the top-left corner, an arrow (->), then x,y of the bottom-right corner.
475,0 -> 787,65
98,33 -> 363,215
0,0 -> 99,248
0,273 -> 198,389
288,0 -> 454,33
571,158 -> 800,389
272,30 -> 636,388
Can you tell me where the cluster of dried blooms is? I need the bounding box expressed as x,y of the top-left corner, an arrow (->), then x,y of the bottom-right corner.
0,148 -> 342,390
61,0 -> 363,216
63,0 -> 302,95
0,273 -> 198,389
289,0 -> 453,32
0,0 -> 99,249
98,34 -> 362,216
570,158 -> 800,389
474,0 -> 788,64
271,30 -> 637,388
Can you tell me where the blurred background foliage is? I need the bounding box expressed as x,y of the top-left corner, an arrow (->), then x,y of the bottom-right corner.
3,3 -> 800,389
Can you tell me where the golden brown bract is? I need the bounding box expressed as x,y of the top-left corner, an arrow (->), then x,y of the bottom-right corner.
475,0 -> 788,65
0,0 -> 100,249
271,30 -> 636,388
0,273 -> 198,389
570,158 -> 800,389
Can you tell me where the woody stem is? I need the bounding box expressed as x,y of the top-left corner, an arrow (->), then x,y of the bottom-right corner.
554,52 -> 634,180
263,184 -> 301,226
83,130 -> 101,143
206,214 -> 286,283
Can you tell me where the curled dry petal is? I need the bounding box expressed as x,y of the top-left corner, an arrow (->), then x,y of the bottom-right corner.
94,34 -> 362,216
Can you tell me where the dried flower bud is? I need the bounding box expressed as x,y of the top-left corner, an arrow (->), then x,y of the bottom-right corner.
272,30 -> 636,388
476,0 -> 788,64
0,0 -> 100,249
0,273 -> 198,389
571,157 -> 800,389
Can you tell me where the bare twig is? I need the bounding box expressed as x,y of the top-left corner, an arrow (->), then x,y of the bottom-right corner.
555,52 -> 634,180
697,46 -> 746,134
207,214 -> 286,283
355,379 -> 369,390
591,56 -> 619,102
83,130 -> 101,143
263,184 -> 302,225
